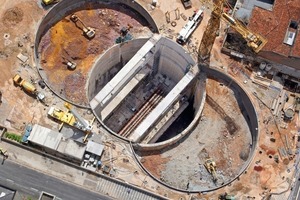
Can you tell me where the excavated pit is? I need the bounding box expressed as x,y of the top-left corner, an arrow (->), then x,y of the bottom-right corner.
35,0 -> 157,107
136,67 -> 258,192
88,36 -> 199,144
34,0 -> 259,193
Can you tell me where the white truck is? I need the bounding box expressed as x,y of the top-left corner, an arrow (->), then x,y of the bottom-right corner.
176,8 -> 204,45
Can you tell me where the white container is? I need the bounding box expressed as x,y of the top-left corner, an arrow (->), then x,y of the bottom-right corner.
259,62 -> 266,70
265,63 -> 272,71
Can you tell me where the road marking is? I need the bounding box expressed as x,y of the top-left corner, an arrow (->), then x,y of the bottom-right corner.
6,178 -> 14,183
30,187 -> 38,192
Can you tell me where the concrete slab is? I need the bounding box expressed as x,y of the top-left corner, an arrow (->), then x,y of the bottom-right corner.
28,124 -> 62,150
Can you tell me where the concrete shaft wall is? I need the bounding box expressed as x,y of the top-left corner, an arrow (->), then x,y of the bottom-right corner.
88,37 -> 197,101
201,66 -> 258,185
158,39 -> 196,83
34,0 -> 158,59
133,67 -> 259,193
89,37 -> 198,141
33,0 -> 159,108
133,75 -> 205,151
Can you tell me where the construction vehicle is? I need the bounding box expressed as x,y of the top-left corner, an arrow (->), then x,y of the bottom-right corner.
198,0 -> 267,62
116,24 -> 133,44
62,56 -> 76,70
70,14 -> 95,39
176,8 -> 204,45
42,0 -> 59,6
204,158 -> 217,182
221,12 -> 267,53
181,0 -> 192,9
48,107 -> 77,131
13,74 -> 45,101
64,102 -> 92,132
48,103 -> 93,142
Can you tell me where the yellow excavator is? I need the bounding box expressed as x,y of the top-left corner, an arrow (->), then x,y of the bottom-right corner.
70,14 -> 95,39
198,0 -> 267,62
42,0 -> 59,6
204,158 -> 217,182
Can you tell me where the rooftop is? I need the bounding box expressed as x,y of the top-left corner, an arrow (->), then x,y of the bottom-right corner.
248,0 -> 300,58
28,124 -> 62,150
86,140 -> 104,156
57,139 -> 86,161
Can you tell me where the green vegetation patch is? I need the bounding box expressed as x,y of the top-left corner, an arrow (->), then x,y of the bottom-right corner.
4,132 -> 22,143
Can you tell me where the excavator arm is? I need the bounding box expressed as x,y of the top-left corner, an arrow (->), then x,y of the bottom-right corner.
221,13 -> 267,53
70,14 -> 95,39
198,0 -> 225,62
198,0 -> 267,62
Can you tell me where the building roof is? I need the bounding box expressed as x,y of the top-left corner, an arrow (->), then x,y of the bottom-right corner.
86,140 -> 104,156
57,139 -> 86,161
248,0 -> 300,58
28,124 -> 62,150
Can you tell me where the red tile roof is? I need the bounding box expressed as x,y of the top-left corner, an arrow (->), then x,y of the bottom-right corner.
248,0 -> 300,58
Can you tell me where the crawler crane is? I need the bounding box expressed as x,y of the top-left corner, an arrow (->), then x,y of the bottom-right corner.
64,103 -> 93,143
198,0 -> 267,62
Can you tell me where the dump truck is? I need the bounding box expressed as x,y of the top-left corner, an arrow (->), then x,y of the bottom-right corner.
13,74 -> 45,101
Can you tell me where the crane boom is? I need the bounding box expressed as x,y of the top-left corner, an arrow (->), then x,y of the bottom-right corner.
221,13 -> 267,53
64,103 -> 92,132
198,0 -> 224,62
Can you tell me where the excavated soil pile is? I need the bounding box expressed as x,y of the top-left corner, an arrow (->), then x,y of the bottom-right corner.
2,7 -> 24,26
39,5 -> 150,106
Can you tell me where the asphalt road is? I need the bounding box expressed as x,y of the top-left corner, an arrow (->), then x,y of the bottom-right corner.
0,159 -> 112,200
292,180 -> 300,200
289,151 -> 300,200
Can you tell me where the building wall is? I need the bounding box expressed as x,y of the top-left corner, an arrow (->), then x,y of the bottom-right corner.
258,51 -> 300,78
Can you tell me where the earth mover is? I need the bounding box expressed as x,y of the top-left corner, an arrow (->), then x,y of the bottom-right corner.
204,158 -> 217,182
13,74 -> 45,101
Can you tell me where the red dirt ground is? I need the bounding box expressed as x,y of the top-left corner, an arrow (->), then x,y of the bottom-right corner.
39,7 -> 149,106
